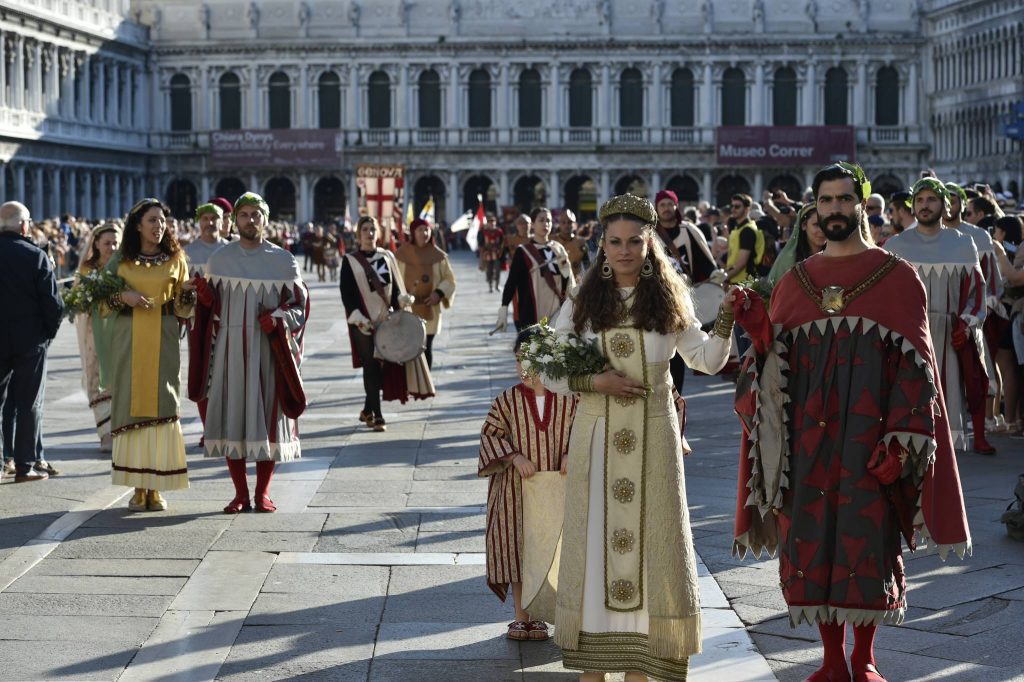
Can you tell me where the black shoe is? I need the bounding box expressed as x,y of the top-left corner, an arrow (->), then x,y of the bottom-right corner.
33,461 -> 60,476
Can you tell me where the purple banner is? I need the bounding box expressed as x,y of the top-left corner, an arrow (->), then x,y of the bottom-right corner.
210,129 -> 343,169
716,126 -> 856,166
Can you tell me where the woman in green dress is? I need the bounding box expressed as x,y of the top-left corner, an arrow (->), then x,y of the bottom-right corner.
104,199 -> 195,511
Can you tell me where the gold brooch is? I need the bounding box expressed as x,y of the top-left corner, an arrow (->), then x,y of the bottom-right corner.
609,333 -> 635,358
820,286 -> 846,315
614,395 -> 638,407
612,478 -> 636,504
611,528 -> 635,554
610,579 -> 636,602
612,428 -> 637,454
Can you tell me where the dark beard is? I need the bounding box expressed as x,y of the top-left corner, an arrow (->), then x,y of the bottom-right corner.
820,212 -> 860,242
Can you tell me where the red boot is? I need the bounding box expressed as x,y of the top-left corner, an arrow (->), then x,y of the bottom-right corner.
972,412 -> 996,455
806,621 -> 851,682
851,625 -> 886,682
224,458 -> 251,513
255,460 -> 277,513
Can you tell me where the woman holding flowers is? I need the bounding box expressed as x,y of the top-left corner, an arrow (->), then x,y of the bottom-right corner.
104,199 -> 195,512
74,223 -> 120,451
542,194 -> 736,682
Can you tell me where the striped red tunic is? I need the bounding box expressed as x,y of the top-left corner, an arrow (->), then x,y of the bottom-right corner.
479,384 -> 577,602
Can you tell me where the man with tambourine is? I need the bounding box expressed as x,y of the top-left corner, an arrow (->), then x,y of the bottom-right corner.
339,216 -> 435,432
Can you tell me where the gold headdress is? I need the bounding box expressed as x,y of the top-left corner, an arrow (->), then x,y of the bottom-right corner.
598,194 -> 657,226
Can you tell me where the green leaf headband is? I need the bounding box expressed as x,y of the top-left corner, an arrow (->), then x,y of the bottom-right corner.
911,177 -> 951,215
823,161 -> 872,200
195,203 -> 224,220
944,182 -> 968,208
233,192 -> 270,219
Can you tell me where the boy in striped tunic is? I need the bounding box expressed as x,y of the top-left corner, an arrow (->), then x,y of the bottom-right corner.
479,327 -> 577,642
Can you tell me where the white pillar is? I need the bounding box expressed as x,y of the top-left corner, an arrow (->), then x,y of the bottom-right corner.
299,173 -> 310,223
702,61 -> 713,127
96,173 -> 107,219
30,40 -> 42,112
33,166 -> 44,217
702,171 -> 712,203
347,66 -> 360,129
650,63 -> 661,129
198,64 -> 209,130
352,173 -> 362,220
112,175 -> 122,217
751,62 -> 764,125
201,175 -> 211,202
0,33 -> 6,109
446,170 -> 458,223
448,67 -> 460,128
95,58 -> 106,124
53,168 -> 62,215
248,64 -> 260,127
82,172 -> 93,218
396,65 -> 408,132
548,62 -> 560,129
651,170 -> 662,192
15,164 -> 27,202
753,171 -> 764,200
68,170 -> 77,215
600,170 -> 611,203
549,170 -> 560,206
854,60 -> 867,127
906,62 -> 918,126
598,63 -> 611,131
497,63 -> 509,132
82,55 -> 92,121
801,60 -> 817,125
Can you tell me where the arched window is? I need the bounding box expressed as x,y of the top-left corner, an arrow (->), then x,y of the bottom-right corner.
824,67 -> 848,125
418,69 -> 441,128
169,73 -> 191,131
219,72 -> 241,130
568,68 -> 593,128
368,71 -> 391,129
875,66 -> 899,126
721,68 -> 745,125
318,72 -> 341,128
619,68 -> 643,127
518,68 -> 542,128
670,68 -> 695,127
468,69 -> 491,128
268,71 -> 290,129
772,67 -> 797,126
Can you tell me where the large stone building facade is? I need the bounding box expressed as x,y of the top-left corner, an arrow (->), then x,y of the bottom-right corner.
1,0 -> 1020,223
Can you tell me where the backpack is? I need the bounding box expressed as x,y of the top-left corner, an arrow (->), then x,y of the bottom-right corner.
1000,474 -> 1024,541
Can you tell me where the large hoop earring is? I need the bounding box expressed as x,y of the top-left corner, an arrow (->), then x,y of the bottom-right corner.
640,257 -> 655,278
601,258 -> 613,280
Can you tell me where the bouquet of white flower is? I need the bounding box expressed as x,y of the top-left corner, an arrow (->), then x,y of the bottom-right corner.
517,319 -> 608,381
62,269 -> 128,321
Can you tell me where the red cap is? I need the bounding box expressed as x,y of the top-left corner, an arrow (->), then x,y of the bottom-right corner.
655,189 -> 679,207
209,197 -> 234,216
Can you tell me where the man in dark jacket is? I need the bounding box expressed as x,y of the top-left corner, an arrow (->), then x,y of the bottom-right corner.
0,202 -> 63,482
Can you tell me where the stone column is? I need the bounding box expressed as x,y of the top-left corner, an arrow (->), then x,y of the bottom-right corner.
249,64 -> 260,127
112,174 -> 122,217
547,62 -> 560,129
497,63 -> 509,132
299,173 -> 311,223
650,63 -> 661,129
81,172 -> 92,218
95,57 -> 106,124
0,32 -> 6,109
201,175 -> 211,202
498,169 -> 509,205
198,64 -> 209,130
906,62 -> 918,126
79,55 -> 91,121
352,173 -> 362,220
347,66 -> 359,130
96,173 -> 107,219
15,164 -> 27,203
600,170 -> 611,203
753,170 -> 764,200
549,170 -> 560,207
801,60 -> 816,125
751,62 -> 764,125
854,60 -> 867,127
68,170 -> 77,215
11,36 -> 24,111
598,63 -> 610,133
396,64 -> 408,131
702,170 -> 712,203
446,170 -> 458,223
447,67 -> 459,129
30,40 -> 42,112
53,168 -> 62,215
33,166 -> 44,217
0,160 -> 5,203
702,61 -> 713,141
59,49 -> 73,119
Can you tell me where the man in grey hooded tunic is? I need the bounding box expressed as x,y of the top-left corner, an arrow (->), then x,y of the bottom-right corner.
192,192 -> 309,513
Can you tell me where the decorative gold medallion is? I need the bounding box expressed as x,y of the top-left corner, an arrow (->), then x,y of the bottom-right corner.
612,428 -> 637,454
820,286 -> 846,315
609,332 -> 635,358
610,579 -> 636,602
611,528 -> 635,554
612,478 -> 636,503
614,395 -> 638,407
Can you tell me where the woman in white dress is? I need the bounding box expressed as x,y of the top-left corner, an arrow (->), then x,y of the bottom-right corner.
543,194 -> 737,681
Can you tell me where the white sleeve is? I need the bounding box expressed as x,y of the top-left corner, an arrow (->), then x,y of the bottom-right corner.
675,318 -> 731,375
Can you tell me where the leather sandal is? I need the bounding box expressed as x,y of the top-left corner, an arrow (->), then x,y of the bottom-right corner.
506,620 -> 529,641
526,620 -> 549,640
223,498 -> 253,514
358,410 -> 373,425
255,495 -> 277,513
371,417 -> 387,432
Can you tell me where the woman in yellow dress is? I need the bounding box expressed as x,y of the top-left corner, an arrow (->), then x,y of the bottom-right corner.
104,199 -> 195,511
74,223 -> 120,452
395,218 -> 457,368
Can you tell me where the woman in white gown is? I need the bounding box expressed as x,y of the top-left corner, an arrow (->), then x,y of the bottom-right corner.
543,194 -> 737,682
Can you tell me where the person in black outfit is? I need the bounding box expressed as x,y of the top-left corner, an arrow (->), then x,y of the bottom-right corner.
0,202 -> 64,482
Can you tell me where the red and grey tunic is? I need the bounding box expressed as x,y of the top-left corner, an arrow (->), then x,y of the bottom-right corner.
733,248 -> 971,627
479,384 -> 577,602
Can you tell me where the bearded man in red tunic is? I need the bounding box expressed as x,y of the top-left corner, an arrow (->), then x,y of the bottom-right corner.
732,163 -> 971,682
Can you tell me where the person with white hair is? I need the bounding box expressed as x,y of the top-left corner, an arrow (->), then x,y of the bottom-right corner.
0,201 -> 64,482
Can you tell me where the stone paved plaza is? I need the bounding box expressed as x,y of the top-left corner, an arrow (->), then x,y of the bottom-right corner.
1,252 -> 1023,681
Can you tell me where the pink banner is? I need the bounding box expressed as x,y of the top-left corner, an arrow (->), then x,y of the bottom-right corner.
210,129 -> 343,169
716,126 -> 856,166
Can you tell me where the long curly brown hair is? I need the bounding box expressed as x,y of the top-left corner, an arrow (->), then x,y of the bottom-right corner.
572,215 -> 696,335
121,199 -> 181,260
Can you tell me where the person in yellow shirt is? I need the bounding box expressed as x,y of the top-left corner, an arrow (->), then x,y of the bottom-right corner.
724,193 -> 762,284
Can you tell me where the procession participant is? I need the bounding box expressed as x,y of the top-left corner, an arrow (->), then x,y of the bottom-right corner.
479,325 -> 577,642
766,204 -> 826,284
478,214 -> 505,293
340,216 -> 434,433
886,190 -> 914,235
209,197 -> 235,240
503,215 -> 532,331
724,194 -> 764,285
395,218 -> 457,368
733,162 -> 971,682
105,199 -> 195,511
310,225 -> 327,283
192,192 -> 309,514
884,178 -> 994,454
654,189 -> 716,283
184,203 -> 226,276
495,208 -> 574,333
75,223 -> 120,452
544,194 -> 735,682
553,208 -> 590,279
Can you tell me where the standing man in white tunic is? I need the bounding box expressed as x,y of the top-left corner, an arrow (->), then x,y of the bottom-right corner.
192,192 -> 310,513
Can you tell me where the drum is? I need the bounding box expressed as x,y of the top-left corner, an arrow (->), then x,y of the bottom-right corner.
692,281 -> 726,327
375,310 -> 427,363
